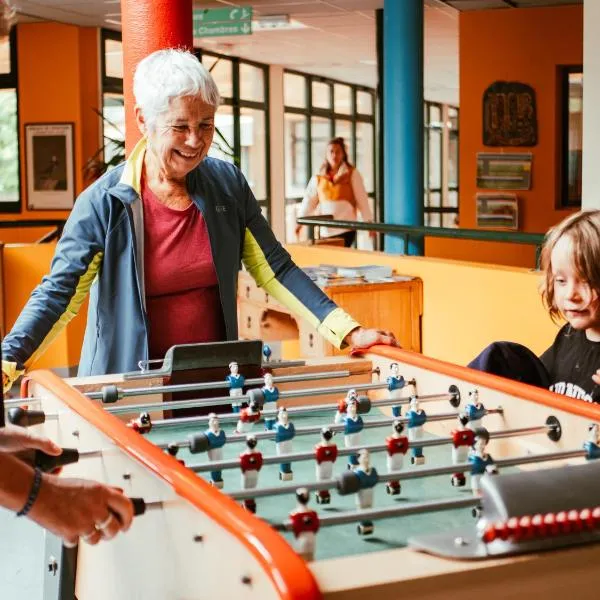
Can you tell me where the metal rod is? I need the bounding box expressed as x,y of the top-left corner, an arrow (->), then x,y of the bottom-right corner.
229,447 -> 585,500
159,409 -> 485,449
104,379 -> 397,416
85,370 -> 353,401
274,496 -> 480,531
150,389 -> 452,429
189,424 -> 549,473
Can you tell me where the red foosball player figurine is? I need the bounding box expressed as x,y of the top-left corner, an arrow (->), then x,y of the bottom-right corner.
289,487 -> 320,561
239,435 -> 263,513
385,419 -> 409,495
451,413 -> 475,487
314,426 -> 338,504
334,389 -> 358,425
127,411 -> 152,434
235,399 -> 261,434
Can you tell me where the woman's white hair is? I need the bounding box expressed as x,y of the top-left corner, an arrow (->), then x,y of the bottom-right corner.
133,48 -> 220,129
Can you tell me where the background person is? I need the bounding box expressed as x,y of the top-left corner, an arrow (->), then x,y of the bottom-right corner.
296,137 -> 375,247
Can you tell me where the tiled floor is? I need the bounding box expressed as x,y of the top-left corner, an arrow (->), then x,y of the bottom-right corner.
0,507 -> 44,599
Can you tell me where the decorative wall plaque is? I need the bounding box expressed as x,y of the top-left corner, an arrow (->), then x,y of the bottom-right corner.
483,81 -> 537,146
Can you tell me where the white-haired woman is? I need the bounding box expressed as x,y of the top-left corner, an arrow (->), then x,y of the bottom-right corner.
2,49 -> 396,388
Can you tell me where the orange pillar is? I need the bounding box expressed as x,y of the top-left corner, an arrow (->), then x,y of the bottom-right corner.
121,0 -> 193,154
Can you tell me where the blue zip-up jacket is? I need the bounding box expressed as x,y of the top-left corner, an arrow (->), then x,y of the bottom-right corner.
3,139 -> 359,377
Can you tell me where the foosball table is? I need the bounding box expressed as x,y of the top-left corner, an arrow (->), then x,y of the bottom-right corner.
9,341 -> 600,600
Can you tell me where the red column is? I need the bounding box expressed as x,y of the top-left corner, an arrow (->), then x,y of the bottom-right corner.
121,0 -> 193,154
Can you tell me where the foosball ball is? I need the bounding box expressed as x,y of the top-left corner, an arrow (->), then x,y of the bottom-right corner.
9,340 -> 600,600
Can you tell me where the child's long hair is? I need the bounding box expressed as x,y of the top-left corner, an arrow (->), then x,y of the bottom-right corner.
540,210 -> 600,322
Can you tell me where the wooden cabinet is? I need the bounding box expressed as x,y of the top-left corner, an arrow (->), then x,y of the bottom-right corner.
237,270 -> 422,357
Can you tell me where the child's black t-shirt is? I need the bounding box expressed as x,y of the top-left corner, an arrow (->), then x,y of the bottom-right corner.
540,324 -> 600,403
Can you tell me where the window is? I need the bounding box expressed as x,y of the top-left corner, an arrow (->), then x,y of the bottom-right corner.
283,70 -> 376,246
100,30 -> 124,172
198,50 -> 270,221
559,66 -> 582,207
424,101 -> 459,228
0,29 -> 20,212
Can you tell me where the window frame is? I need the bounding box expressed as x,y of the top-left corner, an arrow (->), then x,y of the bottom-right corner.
0,27 -> 21,214
196,49 -> 271,219
557,64 -> 583,209
101,29 -> 123,95
283,69 -> 377,210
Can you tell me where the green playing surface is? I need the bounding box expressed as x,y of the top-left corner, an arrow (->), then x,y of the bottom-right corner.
147,407 -> 478,561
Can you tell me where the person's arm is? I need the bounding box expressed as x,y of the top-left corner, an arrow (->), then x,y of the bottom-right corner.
239,169 -> 396,350
351,169 -> 375,239
295,176 -> 319,236
2,185 -> 108,391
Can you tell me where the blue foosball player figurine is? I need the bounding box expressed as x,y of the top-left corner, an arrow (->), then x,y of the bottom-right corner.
387,362 -> 406,418
407,396 -> 427,465
261,372 -> 279,430
584,423 -> 600,460
226,361 -> 245,413
465,389 -> 485,429
468,428 -> 495,495
274,407 -> 296,481
263,344 -> 272,363
343,398 -> 364,468
354,449 -> 379,535
205,413 -> 227,489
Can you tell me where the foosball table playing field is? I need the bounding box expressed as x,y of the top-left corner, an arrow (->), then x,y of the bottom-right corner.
8,340 -> 600,600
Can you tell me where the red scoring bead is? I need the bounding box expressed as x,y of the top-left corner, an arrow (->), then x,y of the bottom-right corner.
518,515 -> 534,540
544,513 -> 560,536
506,517 -> 522,541
482,526 -> 496,543
580,508 -> 595,531
555,511 -> 571,534
494,521 -> 509,541
568,509 -> 583,533
591,507 -> 600,527
531,514 -> 546,537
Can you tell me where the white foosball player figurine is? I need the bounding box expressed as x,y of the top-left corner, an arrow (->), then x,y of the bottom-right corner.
275,407 -> 296,481
343,397 -> 364,468
289,488 -> 320,561
205,413 -> 226,489
334,389 -> 358,424
468,428 -> 495,495
354,449 -> 378,535
385,419 -> 408,495
387,362 -> 406,418
226,361 -> 245,413
261,372 -> 279,430
451,413 -> 475,487
235,399 -> 261,434
584,423 -> 600,460
239,434 -> 263,513
314,426 -> 338,504
465,389 -> 485,429
406,395 -> 427,465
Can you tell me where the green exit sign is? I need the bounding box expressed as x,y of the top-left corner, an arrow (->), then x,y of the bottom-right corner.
193,6 -> 253,37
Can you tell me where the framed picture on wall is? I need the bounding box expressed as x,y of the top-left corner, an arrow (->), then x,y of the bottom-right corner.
25,123 -> 75,210
476,193 -> 519,230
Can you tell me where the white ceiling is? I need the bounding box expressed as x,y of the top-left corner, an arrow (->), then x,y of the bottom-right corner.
11,0 -> 461,104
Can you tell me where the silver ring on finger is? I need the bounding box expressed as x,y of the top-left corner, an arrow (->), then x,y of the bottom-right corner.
81,528 -> 97,542
95,514 -> 114,531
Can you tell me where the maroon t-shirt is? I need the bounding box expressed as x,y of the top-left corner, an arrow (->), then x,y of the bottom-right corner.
142,179 -> 225,360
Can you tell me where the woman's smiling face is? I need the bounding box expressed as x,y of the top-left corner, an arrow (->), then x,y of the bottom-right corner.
139,95 -> 215,181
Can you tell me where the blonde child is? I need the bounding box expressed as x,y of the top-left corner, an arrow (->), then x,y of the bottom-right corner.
469,210 -> 600,403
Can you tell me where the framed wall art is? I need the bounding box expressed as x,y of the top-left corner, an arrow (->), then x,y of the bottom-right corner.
25,122 -> 75,210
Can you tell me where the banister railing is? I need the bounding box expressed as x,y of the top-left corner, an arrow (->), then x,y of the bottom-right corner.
296,216 -> 545,268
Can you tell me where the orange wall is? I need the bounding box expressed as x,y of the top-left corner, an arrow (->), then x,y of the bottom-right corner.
6,23 -> 100,225
427,5 -> 583,268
